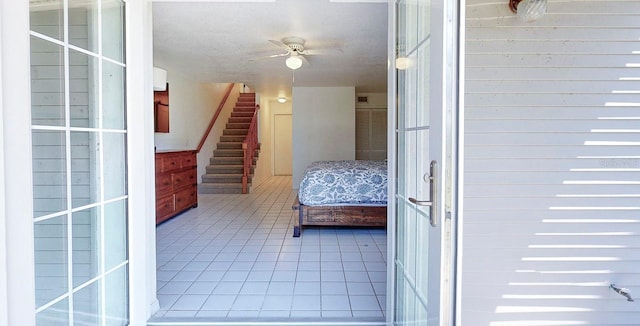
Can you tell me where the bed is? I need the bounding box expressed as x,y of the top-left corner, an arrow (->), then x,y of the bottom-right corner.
292,160 -> 388,237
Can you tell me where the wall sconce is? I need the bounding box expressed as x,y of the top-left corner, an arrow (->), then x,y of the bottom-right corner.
509,0 -> 547,22
277,97 -> 287,103
153,67 -> 167,91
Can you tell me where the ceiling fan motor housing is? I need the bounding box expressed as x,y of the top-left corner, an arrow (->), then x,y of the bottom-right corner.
282,36 -> 306,53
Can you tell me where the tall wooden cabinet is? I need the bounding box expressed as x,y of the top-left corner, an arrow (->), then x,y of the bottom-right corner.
155,150 -> 198,224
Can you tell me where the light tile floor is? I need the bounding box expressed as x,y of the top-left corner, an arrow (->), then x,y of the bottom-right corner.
152,176 -> 387,322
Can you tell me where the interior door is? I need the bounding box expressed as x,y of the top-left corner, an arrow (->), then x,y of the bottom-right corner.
392,0 -> 458,325
274,114 -> 293,175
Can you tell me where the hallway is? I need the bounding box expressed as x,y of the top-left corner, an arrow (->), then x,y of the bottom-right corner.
151,176 -> 387,323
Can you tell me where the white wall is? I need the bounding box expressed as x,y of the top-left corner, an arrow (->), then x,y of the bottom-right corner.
292,87 -> 355,187
356,92 -> 387,109
194,83 -> 240,182
462,1 -> 640,324
151,64 -> 239,181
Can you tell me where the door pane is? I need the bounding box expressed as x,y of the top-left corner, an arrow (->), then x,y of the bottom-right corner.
104,199 -> 127,270
105,266 -> 129,325
71,131 -> 101,208
102,133 -> 127,200
69,0 -> 99,53
69,50 -> 99,128
30,0 -> 63,41
74,280 -> 101,325
31,36 -> 65,127
36,298 -> 69,326
34,215 -> 68,307
102,61 -> 126,130
102,0 -> 125,63
72,207 -> 100,287
32,130 -> 67,218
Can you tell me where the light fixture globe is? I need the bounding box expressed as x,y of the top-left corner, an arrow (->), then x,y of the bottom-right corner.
285,55 -> 303,70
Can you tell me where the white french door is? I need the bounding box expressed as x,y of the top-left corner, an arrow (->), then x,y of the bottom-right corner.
29,0 -> 129,324
390,0 -> 459,325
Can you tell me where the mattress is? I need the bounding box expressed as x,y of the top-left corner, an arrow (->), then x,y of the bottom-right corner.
298,160 -> 388,206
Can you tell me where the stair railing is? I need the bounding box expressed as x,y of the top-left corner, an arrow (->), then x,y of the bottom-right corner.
196,83 -> 235,153
242,103 -> 260,194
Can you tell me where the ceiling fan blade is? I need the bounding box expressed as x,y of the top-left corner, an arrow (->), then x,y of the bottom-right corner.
248,53 -> 289,61
268,39 -> 292,51
303,48 -> 343,56
300,55 -> 310,66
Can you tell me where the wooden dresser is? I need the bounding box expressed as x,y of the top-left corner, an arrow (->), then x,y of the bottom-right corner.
155,150 -> 198,224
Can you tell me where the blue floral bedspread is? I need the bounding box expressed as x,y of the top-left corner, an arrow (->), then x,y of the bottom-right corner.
298,160 -> 388,206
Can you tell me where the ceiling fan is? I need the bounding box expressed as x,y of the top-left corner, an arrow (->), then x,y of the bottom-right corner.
250,36 -> 342,70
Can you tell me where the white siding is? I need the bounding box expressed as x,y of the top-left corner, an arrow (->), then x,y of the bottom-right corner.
462,0 -> 640,324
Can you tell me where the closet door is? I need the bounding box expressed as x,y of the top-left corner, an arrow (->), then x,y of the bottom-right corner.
356,108 -> 388,160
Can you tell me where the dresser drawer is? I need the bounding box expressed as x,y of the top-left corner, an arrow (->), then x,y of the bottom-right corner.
181,153 -> 197,168
156,195 -> 174,222
173,169 -> 197,190
160,156 -> 180,172
155,174 -> 173,197
175,187 -> 197,211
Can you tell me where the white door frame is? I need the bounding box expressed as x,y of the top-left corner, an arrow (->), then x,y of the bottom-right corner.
126,0 -> 160,325
1,1 -> 37,325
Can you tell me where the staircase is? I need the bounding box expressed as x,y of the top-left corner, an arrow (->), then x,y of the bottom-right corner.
199,93 -> 259,194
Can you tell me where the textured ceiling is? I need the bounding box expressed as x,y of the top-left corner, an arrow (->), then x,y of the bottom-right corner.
152,0 -> 388,100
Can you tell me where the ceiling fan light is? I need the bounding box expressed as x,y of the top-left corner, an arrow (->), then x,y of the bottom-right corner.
285,56 -> 303,70
277,97 -> 287,103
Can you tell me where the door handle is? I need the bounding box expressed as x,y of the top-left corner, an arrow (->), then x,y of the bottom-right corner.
408,160 -> 438,227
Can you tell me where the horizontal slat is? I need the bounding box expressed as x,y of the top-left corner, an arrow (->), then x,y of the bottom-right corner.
466,0 -> 640,14
464,183 -> 640,197
467,54 -> 639,68
464,208 -> 637,219
466,40 -> 640,55
465,171 -> 640,183
465,134 -> 640,147
467,27 -> 640,41
466,145 -> 640,159
466,43 -> 638,56
467,14 -> 640,28
465,93 -> 640,107
465,106 -> 639,118
466,67 -> 639,80
464,222 -> 640,235
463,234 -> 640,248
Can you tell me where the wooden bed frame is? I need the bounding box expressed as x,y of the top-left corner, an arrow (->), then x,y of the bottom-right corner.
291,195 -> 387,237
